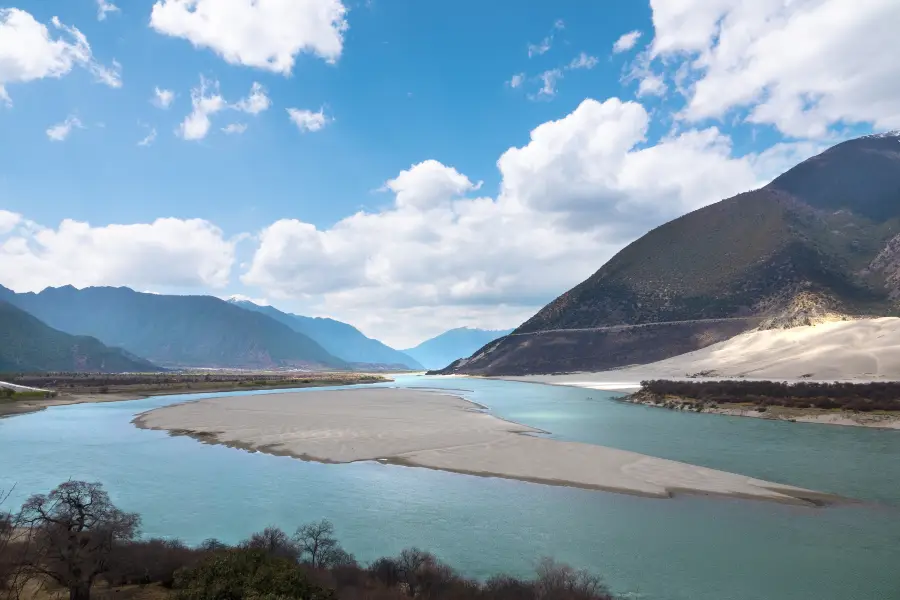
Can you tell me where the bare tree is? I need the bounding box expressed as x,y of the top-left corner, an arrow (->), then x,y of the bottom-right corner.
395,548 -> 437,597
242,526 -> 299,561
0,487 -> 13,593
17,481 -> 140,600
534,558 -> 612,600
293,519 -> 349,569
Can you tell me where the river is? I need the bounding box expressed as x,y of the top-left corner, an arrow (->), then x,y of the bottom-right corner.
1,375 -> 898,600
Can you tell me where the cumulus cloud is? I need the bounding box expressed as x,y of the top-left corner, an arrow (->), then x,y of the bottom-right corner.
149,0 -> 348,74
242,97 -> 799,346
508,73 -> 525,89
153,86 -> 175,108
222,123 -> 248,134
0,215 -> 236,292
613,30 -> 642,53
648,0 -> 900,137
637,73 -> 667,97
0,210 -> 20,235
177,76 -> 226,141
0,8 -> 121,105
287,107 -> 331,132
234,82 -> 271,114
96,0 -> 120,21
46,115 -> 84,141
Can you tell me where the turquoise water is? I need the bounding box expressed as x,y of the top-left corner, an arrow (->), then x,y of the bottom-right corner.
1,376 -> 898,600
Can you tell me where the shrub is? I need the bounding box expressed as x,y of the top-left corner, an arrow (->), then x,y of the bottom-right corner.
174,548 -> 335,600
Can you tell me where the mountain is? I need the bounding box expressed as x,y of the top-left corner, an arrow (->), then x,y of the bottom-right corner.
403,328 -> 514,370
0,286 -> 346,370
0,301 -> 161,373
440,132 -> 900,376
228,299 -> 423,370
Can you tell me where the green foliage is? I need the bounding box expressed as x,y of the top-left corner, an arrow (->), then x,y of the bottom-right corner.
174,549 -> 335,600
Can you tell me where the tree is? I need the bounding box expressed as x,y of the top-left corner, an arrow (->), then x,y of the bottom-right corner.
17,481 -> 140,600
242,527 -> 298,562
293,520 -> 354,569
0,488 -> 14,592
533,558 -> 613,600
174,548 -> 334,600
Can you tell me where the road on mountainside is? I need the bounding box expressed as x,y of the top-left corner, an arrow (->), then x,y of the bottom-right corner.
508,317 -> 764,336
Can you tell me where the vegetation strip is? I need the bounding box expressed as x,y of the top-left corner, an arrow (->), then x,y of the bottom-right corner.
1,481 -> 617,600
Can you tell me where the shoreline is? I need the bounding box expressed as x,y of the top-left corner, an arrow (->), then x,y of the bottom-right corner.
0,376 -> 390,420
619,393 -> 900,429
132,387 -> 844,507
495,375 -> 900,430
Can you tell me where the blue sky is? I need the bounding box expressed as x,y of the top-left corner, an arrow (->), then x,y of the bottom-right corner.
1,0 -> 898,346
2,1 -> 651,232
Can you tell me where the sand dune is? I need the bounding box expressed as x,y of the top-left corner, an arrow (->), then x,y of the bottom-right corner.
133,388 -> 836,506
507,318 -> 900,392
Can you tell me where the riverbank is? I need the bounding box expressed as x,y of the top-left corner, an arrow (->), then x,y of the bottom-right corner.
621,389 -> 900,429
497,374 -> 900,429
0,373 -> 390,419
133,387 -> 839,506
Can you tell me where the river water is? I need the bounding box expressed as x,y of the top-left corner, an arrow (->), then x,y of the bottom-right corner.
1,376 -> 898,600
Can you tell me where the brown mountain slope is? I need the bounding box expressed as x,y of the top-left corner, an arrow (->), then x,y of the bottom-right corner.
441,133 -> 900,375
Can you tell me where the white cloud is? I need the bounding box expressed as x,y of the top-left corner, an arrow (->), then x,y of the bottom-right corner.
88,58 -> 122,88
138,127 -> 157,146
242,97 -> 792,347
234,82 -> 271,115
287,107 -> 331,132
567,52 -> 598,70
222,123 -> 248,134
96,0 -> 120,21
613,30 -> 642,53
153,86 -> 175,109
0,216 -> 236,292
533,69 -> 562,99
0,211 -> 20,235
527,38 -> 552,58
149,0 -> 348,74
648,0 -> 900,137
526,19 -> 564,58
177,77 -> 226,141
0,9 -> 121,105
637,74 -> 667,97
46,115 -> 84,141
508,73 -> 525,89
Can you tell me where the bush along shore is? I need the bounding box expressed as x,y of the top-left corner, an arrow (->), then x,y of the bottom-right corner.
1,481 -> 618,600
625,380 -> 900,428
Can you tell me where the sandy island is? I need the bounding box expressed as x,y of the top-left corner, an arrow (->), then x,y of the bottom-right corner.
133,388 -> 839,506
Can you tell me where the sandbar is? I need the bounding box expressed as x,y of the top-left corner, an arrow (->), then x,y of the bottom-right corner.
133,388 -> 838,506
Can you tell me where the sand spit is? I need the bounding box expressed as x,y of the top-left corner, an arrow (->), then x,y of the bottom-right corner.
133,388 -> 838,506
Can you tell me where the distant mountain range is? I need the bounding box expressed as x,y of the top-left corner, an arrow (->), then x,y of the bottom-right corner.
0,300 -> 161,373
0,285 -> 345,370
441,132 -> 900,375
403,327 -> 513,370
228,299 -> 423,370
